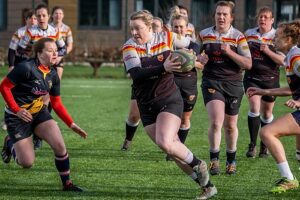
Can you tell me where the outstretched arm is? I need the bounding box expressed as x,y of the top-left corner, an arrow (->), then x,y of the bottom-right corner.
50,95 -> 87,138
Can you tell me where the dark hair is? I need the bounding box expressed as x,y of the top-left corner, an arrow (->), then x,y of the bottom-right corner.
51,6 -> 64,16
177,4 -> 189,15
33,38 -> 55,58
35,3 -> 49,15
25,9 -> 35,20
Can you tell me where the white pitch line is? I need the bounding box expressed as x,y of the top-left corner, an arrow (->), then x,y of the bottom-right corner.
63,95 -> 92,98
62,85 -> 129,89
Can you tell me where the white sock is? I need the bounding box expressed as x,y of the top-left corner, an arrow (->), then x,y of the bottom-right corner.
277,162 -> 294,180
183,150 -> 193,164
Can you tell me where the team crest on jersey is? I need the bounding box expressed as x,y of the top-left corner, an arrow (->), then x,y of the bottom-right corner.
208,88 -> 216,94
48,80 -> 53,89
157,55 -> 164,62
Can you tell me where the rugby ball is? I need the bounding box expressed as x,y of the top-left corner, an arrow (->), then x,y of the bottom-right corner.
172,49 -> 196,72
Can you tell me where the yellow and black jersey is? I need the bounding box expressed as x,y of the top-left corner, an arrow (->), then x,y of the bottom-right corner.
285,45 -> 300,100
199,25 -> 251,81
244,27 -> 281,80
6,58 -> 60,114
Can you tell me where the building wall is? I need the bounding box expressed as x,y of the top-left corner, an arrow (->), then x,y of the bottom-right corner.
0,0 -> 44,48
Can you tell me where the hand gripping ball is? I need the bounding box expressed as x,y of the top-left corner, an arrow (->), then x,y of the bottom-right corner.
171,49 -> 196,72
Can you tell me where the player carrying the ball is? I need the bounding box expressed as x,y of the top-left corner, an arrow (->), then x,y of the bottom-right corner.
122,10 -> 217,199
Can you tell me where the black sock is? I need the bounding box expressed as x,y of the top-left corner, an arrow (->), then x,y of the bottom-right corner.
205,180 -> 214,188
260,141 -> 267,149
188,155 -> 201,168
226,151 -> 236,163
178,128 -> 189,144
55,153 -> 70,186
48,103 -> 52,113
6,137 -> 16,160
125,122 -> 138,141
210,151 -> 219,161
248,115 -> 260,146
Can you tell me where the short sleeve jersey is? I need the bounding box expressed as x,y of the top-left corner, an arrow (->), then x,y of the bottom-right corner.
200,26 -> 251,81
7,59 -> 60,114
122,31 -> 188,104
50,22 -> 73,46
284,45 -> 300,100
9,26 -> 27,51
18,25 -> 65,57
244,27 -> 280,80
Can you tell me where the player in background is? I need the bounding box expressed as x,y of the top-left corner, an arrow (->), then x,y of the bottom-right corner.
243,7 -> 285,158
199,1 -> 252,175
50,6 -> 73,79
8,9 -> 37,71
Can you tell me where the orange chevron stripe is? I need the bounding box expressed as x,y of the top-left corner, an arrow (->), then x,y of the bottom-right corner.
222,37 -> 236,43
238,37 -> 247,44
291,55 -> 300,69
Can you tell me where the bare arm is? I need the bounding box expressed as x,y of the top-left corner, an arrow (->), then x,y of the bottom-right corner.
221,43 -> 252,70
260,44 -> 285,66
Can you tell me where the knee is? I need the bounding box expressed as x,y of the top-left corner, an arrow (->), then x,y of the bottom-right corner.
260,127 -> 271,141
18,158 -> 34,169
210,121 -> 222,132
53,142 -> 66,156
156,139 -> 173,154
223,124 -> 237,134
128,115 -> 140,124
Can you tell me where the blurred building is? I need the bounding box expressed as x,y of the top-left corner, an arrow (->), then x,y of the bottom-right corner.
0,0 -> 299,56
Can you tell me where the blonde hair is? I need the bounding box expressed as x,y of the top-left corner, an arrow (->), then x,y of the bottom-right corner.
170,14 -> 188,27
256,6 -> 273,19
278,21 -> 300,45
130,10 -> 153,27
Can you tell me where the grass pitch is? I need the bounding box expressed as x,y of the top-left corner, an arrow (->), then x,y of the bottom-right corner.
0,65 -> 299,199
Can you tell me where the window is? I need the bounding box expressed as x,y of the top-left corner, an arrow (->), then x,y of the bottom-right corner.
191,0 -> 217,31
135,0 -> 178,23
0,0 -> 7,30
274,0 -> 300,22
79,0 -> 121,29
245,0 -> 257,30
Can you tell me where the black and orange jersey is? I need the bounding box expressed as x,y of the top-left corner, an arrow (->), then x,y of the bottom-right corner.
285,45 -> 300,100
199,26 -> 251,81
18,25 -> 66,58
244,27 -> 281,80
6,58 -> 60,114
122,31 -> 190,104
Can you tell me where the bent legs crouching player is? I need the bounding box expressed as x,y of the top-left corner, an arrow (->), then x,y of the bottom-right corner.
0,38 -> 87,191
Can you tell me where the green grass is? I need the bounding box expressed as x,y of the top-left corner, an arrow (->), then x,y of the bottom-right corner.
0,66 -> 299,199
